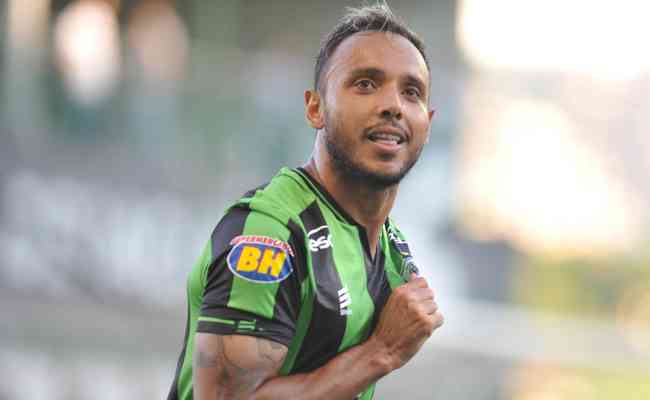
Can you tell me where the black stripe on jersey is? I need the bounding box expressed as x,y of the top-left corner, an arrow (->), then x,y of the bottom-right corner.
271,219 -> 308,334
203,206 -> 250,311
167,207 -> 250,400
296,167 -> 376,262
166,298 -> 190,400
292,201 -> 347,373
295,168 -> 356,226
198,218 -> 308,347
197,306 -> 295,346
367,246 -> 391,333
241,182 -> 269,199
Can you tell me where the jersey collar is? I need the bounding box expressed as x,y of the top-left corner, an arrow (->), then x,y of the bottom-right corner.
294,167 -> 382,262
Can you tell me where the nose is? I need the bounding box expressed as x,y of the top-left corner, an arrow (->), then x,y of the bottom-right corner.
380,107 -> 402,120
379,87 -> 403,121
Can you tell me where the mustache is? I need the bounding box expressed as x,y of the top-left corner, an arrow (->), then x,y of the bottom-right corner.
364,121 -> 408,137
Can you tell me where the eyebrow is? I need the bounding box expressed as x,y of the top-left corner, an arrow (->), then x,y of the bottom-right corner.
347,67 -> 386,82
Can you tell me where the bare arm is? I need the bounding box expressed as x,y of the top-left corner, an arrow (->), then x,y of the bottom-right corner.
193,334 -> 287,400
193,276 -> 443,400
251,334 -> 394,400
194,332 -> 391,400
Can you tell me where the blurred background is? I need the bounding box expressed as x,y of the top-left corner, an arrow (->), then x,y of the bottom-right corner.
1,0 -> 649,398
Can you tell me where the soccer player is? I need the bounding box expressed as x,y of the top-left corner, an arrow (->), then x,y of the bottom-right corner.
167,4 -> 443,399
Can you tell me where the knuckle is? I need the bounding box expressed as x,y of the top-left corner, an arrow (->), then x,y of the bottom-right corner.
435,311 -> 445,328
424,319 -> 435,336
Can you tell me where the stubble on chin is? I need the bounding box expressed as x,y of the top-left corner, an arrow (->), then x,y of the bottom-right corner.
323,126 -> 418,189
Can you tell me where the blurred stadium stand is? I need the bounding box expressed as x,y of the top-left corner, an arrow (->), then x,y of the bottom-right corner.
1,1 -> 649,399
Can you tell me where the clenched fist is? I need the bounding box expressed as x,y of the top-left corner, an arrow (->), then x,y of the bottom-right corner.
370,274 -> 443,370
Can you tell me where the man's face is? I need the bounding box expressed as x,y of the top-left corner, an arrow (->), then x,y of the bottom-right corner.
319,31 -> 433,188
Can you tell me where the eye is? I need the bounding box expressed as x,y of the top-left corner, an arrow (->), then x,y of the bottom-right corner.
355,79 -> 376,91
404,87 -> 422,99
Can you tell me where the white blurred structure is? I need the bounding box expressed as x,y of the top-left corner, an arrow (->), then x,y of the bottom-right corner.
53,0 -> 122,105
458,0 -> 650,82
455,0 -> 650,256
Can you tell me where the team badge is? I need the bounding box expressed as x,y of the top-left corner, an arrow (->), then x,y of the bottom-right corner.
401,256 -> 420,281
387,226 -> 419,280
388,228 -> 412,256
227,235 -> 294,283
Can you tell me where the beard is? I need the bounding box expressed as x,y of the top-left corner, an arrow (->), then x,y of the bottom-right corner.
323,111 -> 422,189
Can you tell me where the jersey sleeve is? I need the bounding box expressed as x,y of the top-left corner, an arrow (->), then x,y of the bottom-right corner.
196,206 -> 305,347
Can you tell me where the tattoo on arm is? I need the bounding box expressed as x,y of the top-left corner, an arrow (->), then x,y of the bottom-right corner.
193,334 -> 288,399
195,346 -> 219,368
256,337 -> 286,365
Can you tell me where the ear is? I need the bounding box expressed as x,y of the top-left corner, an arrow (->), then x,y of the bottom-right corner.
305,90 -> 325,130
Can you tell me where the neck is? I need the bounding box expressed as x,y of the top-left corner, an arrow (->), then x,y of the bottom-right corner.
303,156 -> 398,258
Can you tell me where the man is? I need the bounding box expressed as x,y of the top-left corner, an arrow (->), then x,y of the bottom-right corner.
167,4 -> 443,399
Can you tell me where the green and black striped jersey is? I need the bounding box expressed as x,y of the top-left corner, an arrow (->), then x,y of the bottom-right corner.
168,167 -> 416,400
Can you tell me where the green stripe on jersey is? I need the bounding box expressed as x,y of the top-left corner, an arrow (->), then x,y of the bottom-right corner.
252,169 -> 313,217
226,210 -> 290,319
293,168 -> 347,223
382,224 -> 408,290
360,385 -> 376,399
177,240 -> 213,399
197,316 -> 235,325
328,208 -> 376,353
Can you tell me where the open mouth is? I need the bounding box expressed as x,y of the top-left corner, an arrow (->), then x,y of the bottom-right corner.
367,131 -> 405,145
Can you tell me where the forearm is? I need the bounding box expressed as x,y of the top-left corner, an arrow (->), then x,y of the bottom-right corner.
252,336 -> 394,400
194,274 -> 443,400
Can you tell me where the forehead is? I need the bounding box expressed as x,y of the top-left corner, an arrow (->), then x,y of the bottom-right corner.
325,31 -> 429,84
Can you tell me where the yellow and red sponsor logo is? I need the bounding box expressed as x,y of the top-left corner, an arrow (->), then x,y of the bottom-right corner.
226,235 -> 294,283
230,235 -> 295,257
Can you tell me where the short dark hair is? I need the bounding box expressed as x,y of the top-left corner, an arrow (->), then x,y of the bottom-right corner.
314,2 -> 429,93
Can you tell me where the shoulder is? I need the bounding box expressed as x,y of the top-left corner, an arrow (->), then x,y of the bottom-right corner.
215,167 -> 318,247
211,168 -> 311,240
210,206 -> 298,266
206,169 -> 316,271
235,167 -> 317,224
199,206 -> 307,289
